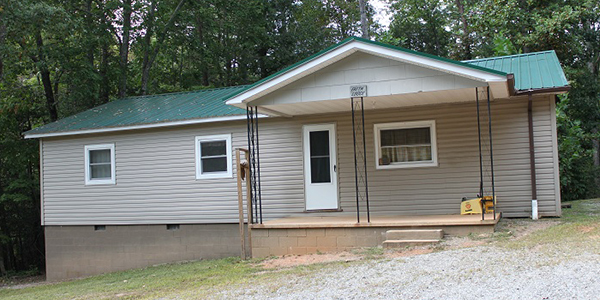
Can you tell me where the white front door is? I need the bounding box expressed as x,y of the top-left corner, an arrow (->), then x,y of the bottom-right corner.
303,124 -> 339,211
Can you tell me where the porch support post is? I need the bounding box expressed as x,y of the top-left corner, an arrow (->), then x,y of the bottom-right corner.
361,97 -> 371,223
246,106 -> 263,224
255,107 -> 263,224
236,149 -> 246,259
528,93 -> 538,220
351,99 -> 361,223
486,87 -> 496,220
351,97 -> 371,223
476,88 -> 484,198
476,88 -> 485,221
246,106 -> 254,224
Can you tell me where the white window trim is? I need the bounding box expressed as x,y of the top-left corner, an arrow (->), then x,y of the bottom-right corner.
84,144 -> 116,185
195,134 -> 233,179
374,120 -> 438,170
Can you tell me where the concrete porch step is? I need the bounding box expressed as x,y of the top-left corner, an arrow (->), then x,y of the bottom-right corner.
382,239 -> 441,248
385,229 -> 444,240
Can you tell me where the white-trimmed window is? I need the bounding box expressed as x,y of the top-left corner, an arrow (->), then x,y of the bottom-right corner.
374,121 -> 438,169
195,134 -> 233,179
84,144 -> 116,185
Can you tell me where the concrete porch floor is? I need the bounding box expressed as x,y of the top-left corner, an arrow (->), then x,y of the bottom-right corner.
250,213 -> 501,229
248,213 -> 501,257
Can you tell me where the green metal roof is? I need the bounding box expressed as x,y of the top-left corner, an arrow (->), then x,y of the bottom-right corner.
26,38 -> 569,138
25,86 -> 248,136
464,51 -> 569,91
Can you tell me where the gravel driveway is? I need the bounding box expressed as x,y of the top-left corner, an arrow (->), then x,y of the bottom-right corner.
213,245 -> 600,300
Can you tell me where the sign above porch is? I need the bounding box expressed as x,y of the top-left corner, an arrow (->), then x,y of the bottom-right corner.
350,85 -> 368,98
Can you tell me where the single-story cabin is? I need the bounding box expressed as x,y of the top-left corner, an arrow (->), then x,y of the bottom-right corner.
25,37 -> 569,280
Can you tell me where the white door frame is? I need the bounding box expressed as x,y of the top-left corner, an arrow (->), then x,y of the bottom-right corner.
303,123 -> 339,211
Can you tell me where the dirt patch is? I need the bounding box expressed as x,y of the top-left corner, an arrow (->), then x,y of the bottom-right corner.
577,225 -> 596,233
259,252 -> 363,269
495,219 -> 560,239
386,248 -> 433,258
441,237 -> 488,249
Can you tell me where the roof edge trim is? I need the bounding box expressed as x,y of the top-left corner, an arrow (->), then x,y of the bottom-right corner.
25,114 -> 268,139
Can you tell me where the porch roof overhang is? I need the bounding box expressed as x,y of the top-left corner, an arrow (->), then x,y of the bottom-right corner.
226,37 -> 512,116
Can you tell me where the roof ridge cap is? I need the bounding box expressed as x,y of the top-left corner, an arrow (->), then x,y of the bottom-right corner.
463,50 -> 556,62
120,85 -> 249,101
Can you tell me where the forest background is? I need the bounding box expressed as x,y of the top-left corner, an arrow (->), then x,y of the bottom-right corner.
0,0 -> 598,275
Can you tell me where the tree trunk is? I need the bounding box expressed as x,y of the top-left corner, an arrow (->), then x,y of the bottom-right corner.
454,0 -> 472,60
358,0 -> 368,39
0,245 -> 5,276
85,0 -> 95,66
140,1 -> 157,95
36,32 -> 58,121
195,15 -> 210,86
118,0 -> 132,99
98,44 -> 110,104
0,22 -> 6,81
593,128 -> 600,169
140,0 -> 186,95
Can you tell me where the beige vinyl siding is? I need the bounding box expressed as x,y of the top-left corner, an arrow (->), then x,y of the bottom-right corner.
41,95 -> 559,225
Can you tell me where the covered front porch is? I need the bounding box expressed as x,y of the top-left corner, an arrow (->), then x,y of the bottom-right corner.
230,39 -> 507,225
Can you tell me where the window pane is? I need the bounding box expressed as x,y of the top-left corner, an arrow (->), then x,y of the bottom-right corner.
309,131 -> 330,157
311,157 -> 331,183
90,149 -> 111,164
381,127 -> 430,147
91,164 -> 111,179
379,126 -> 432,164
202,157 -> 227,173
201,141 -> 226,157
309,130 -> 331,183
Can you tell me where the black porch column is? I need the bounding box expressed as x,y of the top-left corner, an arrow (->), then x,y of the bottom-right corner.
351,97 -> 371,223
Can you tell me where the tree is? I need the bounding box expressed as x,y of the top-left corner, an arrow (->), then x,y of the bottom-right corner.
387,0 -> 451,56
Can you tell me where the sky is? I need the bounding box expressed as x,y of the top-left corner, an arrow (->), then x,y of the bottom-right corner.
371,0 -> 393,29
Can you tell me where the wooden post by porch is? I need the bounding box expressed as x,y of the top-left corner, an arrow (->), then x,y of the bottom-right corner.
236,148 -> 252,259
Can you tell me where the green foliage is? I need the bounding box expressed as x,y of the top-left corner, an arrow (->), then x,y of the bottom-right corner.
556,99 -> 599,200
386,0 -> 600,201
0,0 -> 598,277
491,33 -> 521,56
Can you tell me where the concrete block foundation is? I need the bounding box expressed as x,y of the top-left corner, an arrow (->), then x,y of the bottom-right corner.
44,224 -> 239,281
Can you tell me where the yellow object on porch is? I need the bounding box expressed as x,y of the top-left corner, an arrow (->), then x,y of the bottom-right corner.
460,196 -> 495,215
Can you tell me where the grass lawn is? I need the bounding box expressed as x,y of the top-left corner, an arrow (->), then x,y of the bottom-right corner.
1,199 -> 598,300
